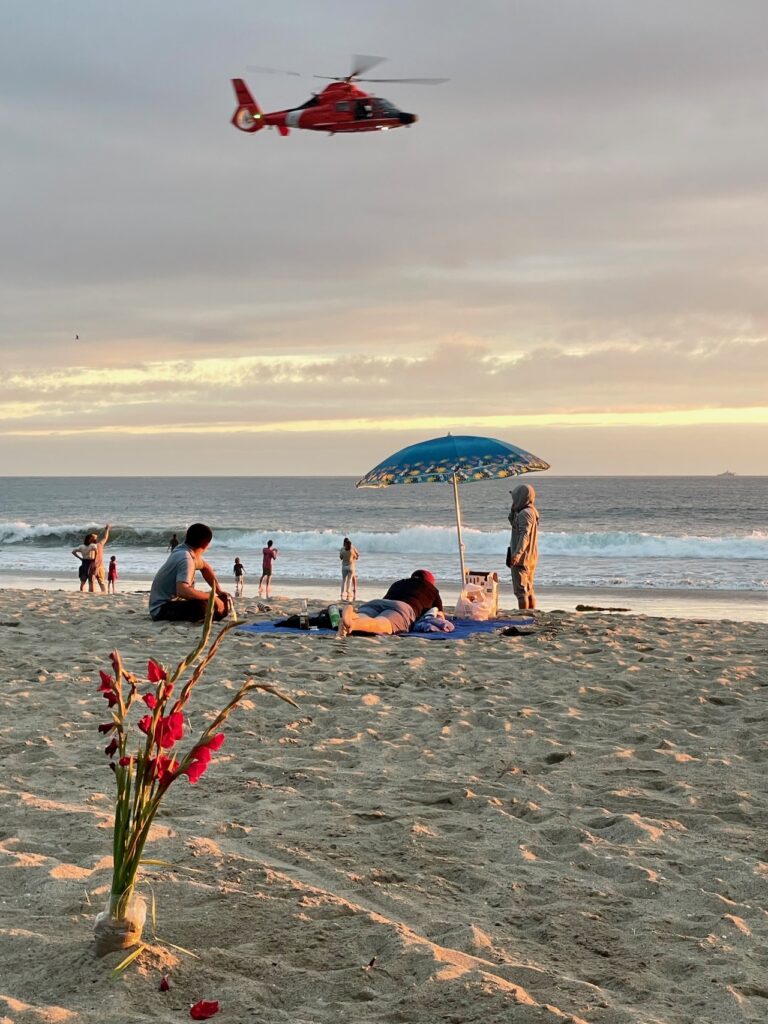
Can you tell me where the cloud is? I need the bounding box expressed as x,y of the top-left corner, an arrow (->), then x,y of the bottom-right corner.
1,338 -> 766,441
1,0 -> 767,470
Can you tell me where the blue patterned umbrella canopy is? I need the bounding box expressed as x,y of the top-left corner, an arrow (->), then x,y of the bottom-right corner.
356,434 -> 549,584
356,434 -> 549,488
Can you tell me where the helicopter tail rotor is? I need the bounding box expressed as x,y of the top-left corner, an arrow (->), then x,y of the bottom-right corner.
231,79 -> 265,133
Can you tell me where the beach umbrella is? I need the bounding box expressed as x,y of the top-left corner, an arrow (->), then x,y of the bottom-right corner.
356,433 -> 550,583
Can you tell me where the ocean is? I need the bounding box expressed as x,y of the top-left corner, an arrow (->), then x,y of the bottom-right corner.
1,476 -> 766,620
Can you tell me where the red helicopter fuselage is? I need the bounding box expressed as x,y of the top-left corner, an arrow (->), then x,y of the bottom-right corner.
231,79 -> 417,136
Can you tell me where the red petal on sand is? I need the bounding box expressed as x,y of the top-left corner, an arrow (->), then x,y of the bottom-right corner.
159,974 -> 171,991
190,1000 -> 220,1019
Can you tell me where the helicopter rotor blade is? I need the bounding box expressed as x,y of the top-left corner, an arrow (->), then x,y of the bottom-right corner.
246,64 -> 302,77
356,77 -> 449,85
349,54 -> 387,78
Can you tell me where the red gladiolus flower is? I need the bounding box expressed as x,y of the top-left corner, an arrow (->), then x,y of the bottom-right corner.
102,690 -> 119,707
159,974 -> 171,992
118,756 -> 134,767
183,757 -> 210,784
138,714 -> 153,735
104,737 -> 119,757
190,1000 -> 220,1020
183,734 -> 224,785
98,670 -> 114,688
147,659 -> 167,683
154,755 -> 179,785
142,693 -> 158,710
98,722 -> 116,734
157,712 -> 184,749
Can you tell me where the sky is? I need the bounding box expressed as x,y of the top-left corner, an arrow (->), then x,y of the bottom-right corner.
2,0 -> 767,475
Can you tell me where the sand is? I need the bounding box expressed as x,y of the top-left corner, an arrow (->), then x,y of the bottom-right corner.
1,589 -> 767,1024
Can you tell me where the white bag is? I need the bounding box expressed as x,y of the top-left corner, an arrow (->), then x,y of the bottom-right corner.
454,584 -> 494,621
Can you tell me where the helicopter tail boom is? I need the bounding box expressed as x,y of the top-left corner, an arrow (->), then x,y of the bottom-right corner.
231,79 -> 264,132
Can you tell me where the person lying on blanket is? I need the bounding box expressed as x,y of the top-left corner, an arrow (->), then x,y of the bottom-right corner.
338,570 -> 444,637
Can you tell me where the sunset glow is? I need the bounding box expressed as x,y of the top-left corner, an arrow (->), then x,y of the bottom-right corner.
2,2 -> 766,474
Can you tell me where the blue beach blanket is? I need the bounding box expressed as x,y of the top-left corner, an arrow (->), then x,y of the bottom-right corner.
236,617 -> 535,641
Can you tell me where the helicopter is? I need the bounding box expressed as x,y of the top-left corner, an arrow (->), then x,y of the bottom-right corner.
231,54 -> 447,137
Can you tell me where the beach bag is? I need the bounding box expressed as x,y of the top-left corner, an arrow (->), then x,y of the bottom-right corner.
454,584 -> 494,621
505,545 -> 513,568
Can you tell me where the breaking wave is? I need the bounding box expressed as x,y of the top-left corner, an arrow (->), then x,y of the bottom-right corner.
2,521 -> 767,561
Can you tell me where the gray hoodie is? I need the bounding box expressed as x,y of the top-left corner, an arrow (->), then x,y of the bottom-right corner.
508,483 -> 539,572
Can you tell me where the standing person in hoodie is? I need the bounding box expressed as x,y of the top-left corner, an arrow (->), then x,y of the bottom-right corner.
508,484 -> 539,609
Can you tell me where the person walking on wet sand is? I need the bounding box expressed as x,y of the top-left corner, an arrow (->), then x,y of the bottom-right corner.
508,483 -> 539,610
233,556 -> 246,598
259,539 -> 277,599
107,555 -> 118,594
168,533 -> 180,551
339,537 -> 359,601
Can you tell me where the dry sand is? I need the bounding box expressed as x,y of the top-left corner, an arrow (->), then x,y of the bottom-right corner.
1,589 -> 767,1024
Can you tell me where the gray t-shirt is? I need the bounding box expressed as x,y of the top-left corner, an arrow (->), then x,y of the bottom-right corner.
149,544 -> 203,619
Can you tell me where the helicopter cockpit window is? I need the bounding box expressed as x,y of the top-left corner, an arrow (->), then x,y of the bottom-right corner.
335,101 -> 350,112
374,98 -> 399,117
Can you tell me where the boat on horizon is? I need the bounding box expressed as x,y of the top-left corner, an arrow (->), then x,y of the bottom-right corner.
717,470 -> 737,477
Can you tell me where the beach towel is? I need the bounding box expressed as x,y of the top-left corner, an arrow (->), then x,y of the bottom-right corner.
235,617 -> 535,641
412,610 -> 455,633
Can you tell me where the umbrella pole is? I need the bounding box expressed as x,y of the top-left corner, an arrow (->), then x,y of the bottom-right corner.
451,473 -> 467,586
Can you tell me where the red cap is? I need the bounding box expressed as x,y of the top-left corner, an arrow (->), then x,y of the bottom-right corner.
413,569 -> 435,586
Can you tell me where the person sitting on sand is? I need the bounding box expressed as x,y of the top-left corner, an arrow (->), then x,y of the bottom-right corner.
149,522 -> 231,623
508,483 -> 539,610
338,569 -> 443,637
